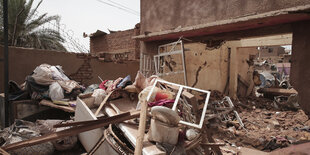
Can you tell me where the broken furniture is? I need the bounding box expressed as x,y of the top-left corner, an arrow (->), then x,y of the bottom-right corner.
147,106 -> 180,145
0,94 -> 50,124
143,79 -> 225,154
1,100 -> 140,152
76,96 -> 165,155
154,39 -> 188,85
146,79 -> 210,129
207,96 -> 244,128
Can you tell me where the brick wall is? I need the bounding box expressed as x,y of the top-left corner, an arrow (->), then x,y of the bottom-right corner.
90,25 -> 140,60
69,54 -> 93,84
0,46 -> 140,92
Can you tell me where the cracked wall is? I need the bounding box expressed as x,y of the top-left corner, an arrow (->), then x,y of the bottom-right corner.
159,42 -> 258,92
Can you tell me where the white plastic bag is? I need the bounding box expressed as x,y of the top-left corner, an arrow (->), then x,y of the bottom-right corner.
92,89 -> 106,106
49,82 -> 64,101
32,64 -> 55,85
50,66 -> 70,81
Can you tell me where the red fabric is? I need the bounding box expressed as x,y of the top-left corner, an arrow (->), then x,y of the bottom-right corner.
155,92 -> 169,101
99,80 -> 108,90
148,99 -> 175,107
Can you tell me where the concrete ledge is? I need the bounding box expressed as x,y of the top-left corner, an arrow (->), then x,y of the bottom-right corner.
133,5 -> 310,41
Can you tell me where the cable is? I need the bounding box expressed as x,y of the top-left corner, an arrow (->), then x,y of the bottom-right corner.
106,0 -> 139,14
96,0 -> 139,16
95,0 -> 139,16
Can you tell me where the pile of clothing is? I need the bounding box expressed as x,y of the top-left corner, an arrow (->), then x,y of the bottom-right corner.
80,75 -> 133,108
9,64 -> 83,103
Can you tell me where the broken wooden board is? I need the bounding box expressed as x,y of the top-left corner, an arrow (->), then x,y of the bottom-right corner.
39,99 -> 75,113
257,88 -> 298,96
2,99 -> 139,152
0,147 -> 9,155
11,99 -> 50,119
104,97 -> 165,155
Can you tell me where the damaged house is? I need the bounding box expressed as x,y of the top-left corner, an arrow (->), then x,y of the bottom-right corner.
1,0 -> 310,155
134,0 -> 310,114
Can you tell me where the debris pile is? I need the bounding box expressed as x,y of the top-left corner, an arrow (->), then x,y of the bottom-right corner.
9,64 -> 84,112
1,71 -> 232,154
211,95 -> 310,152
1,61 -> 309,154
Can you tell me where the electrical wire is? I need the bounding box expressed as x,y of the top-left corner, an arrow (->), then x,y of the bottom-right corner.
96,0 -> 139,16
95,0 -> 139,16
106,0 -> 139,14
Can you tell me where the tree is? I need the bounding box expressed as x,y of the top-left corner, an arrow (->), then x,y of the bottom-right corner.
0,0 -> 67,51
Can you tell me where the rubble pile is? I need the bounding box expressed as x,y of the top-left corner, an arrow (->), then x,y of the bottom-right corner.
8,64 -> 84,112
211,96 -> 310,152
1,63 -> 309,154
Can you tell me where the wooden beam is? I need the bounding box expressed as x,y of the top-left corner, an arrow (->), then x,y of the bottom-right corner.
240,33 -> 292,47
227,41 -> 241,99
0,147 -> 9,155
257,88 -> 298,96
134,100 -> 148,155
1,111 -> 140,151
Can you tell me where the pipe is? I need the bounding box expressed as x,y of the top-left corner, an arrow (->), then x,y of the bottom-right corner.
3,0 -> 11,127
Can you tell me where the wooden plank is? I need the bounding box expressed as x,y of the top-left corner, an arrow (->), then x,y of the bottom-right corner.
39,99 -> 75,113
240,34 -> 292,47
104,98 -> 165,155
182,90 -> 199,123
135,98 -> 148,155
14,102 -> 49,119
1,99 -> 140,152
228,41 -> 241,99
0,147 -> 9,155
257,88 -> 298,96
94,91 -> 113,116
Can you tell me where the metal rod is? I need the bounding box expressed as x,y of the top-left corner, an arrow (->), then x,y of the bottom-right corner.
154,50 -> 183,57
3,0 -> 10,127
149,79 -> 211,129
172,86 -> 183,111
181,40 -> 188,86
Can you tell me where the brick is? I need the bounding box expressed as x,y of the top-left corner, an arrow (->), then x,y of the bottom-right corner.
89,26 -> 140,61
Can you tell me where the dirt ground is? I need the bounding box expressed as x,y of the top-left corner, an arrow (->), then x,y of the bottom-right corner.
208,95 -> 310,153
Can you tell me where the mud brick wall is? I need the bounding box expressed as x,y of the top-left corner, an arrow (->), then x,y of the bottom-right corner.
0,46 -> 140,92
69,54 -> 93,85
90,26 -> 140,60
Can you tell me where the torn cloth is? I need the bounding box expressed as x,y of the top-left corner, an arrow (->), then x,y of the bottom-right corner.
148,99 -> 175,107
99,78 -> 123,93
